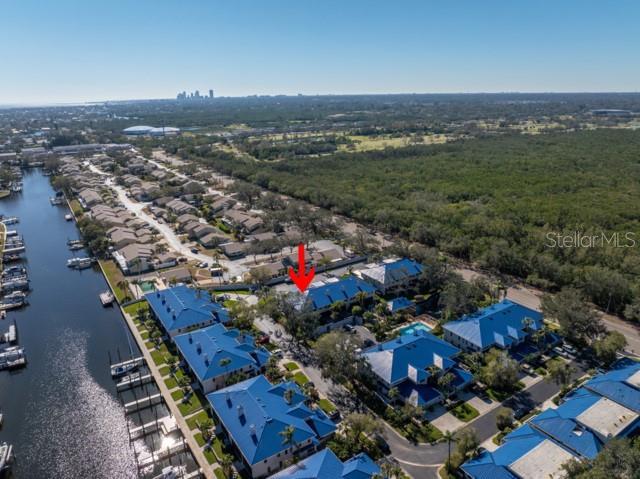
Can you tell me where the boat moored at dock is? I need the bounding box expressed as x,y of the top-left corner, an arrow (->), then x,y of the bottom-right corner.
66,257 -> 94,269
64,214 -> 73,221
0,442 -> 14,473
0,346 -> 26,370
0,217 -> 19,225
99,291 -> 115,306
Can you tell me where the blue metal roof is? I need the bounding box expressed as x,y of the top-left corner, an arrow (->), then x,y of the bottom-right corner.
462,424 -> 577,479
387,296 -> 413,313
361,330 -> 461,385
583,359 -> 640,412
443,299 -> 542,350
174,324 -> 270,383
207,375 -> 336,465
145,285 -> 230,335
302,276 -> 376,311
268,449 -> 380,479
360,258 -> 423,290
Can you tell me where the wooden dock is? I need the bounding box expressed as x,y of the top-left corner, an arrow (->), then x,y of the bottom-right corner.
124,392 -> 163,414
116,372 -> 154,391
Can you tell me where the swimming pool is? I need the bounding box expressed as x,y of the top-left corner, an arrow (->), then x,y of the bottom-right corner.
139,281 -> 156,293
399,322 -> 432,335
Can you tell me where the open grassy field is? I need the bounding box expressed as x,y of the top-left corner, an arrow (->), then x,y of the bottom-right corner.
339,133 -> 450,152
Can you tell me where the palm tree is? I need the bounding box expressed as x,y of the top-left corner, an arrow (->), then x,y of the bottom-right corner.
284,388 -> 294,404
219,357 -> 232,377
443,430 -> 455,472
355,291 -> 368,308
279,425 -> 295,446
178,376 -> 191,397
198,418 -> 215,442
219,453 -> 234,477
117,279 -> 129,301
388,387 -> 399,404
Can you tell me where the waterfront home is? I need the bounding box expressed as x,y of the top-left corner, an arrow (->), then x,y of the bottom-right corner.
461,359 -> 640,479
358,257 -> 423,294
207,375 -> 336,478
145,285 -> 230,337
361,329 -> 472,408
443,299 -> 543,353
112,243 -> 155,274
174,324 -> 270,393
222,208 -> 264,234
107,227 -> 139,250
78,188 -> 102,208
268,449 -> 381,479
297,276 -> 376,315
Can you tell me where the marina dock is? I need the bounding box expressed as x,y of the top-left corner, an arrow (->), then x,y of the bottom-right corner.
116,372 -> 154,391
110,356 -> 145,377
123,392 -> 163,414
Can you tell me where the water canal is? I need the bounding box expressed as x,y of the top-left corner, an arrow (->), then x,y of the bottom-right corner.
0,169 -> 139,478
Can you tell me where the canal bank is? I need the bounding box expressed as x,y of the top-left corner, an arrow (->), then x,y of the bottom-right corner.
0,169 -> 138,478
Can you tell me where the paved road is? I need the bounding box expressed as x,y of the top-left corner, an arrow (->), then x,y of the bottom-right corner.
87,162 -> 247,279
456,266 -> 640,354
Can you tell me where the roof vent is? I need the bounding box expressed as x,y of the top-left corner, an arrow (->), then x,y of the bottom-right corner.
237,404 -> 244,417
196,342 -> 202,354
188,333 -> 193,343
204,353 -> 210,366
249,424 -> 257,437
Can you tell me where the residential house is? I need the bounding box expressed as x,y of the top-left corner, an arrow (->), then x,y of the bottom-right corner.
78,188 -> 102,208
443,299 -> 543,353
268,450 -> 381,479
297,277 -> 376,315
359,258 -> 423,294
220,242 -> 248,259
174,323 -> 270,393
461,359 -> 640,479
113,243 -> 154,274
207,375 -> 336,478
107,227 -> 138,250
361,329 -> 473,408
166,198 -> 196,215
145,285 -> 230,337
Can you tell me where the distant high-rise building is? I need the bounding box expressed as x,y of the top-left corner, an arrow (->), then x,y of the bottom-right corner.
209,89 -> 214,99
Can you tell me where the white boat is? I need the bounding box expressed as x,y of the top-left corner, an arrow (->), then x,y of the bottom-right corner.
64,214 -> 73,221
67,257 -> 93,269
50,196 -> 64,205
99,291 -> 115,306
69,243 -> 85,251
0,412 -> 3,428
0,217 -> 19,225
111,362 -> 138,378
0,441 -> 13,472
0,346 -> 26,370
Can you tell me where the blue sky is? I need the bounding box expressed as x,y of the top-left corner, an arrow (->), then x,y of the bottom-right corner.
1,0 -> 639,104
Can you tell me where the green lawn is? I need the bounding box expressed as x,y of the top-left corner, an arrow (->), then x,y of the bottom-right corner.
194,432 -> 206,447
403,422 -> 443,443
165,377 -> 178,389
158,365 -> 171,376
140,331 -> 149,340
450,403 -> 480,422
99,260 -> 129,303
177,392 -> 204,416
284,362 -> 299,372
123,300 -> 149,317
318,398 -> 337,415
69,199 -> 83,217
293,371 -> 309,387
213,467 -> 227,478
211,437 -> 225,460
486,382 -> 525,402
171,389 -> 185,401
186,410 -> 212,430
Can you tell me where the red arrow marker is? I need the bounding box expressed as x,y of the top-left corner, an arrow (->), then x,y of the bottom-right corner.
288,243 -> 315,292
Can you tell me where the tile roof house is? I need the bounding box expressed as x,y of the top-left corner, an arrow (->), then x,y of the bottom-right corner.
461,359 -> 640,479
443,299 -> 543,353
145,285 -> 230,337
174,323 -> 270,393
112,243 -> 155,274
359,258 -> 424,294
208,375 -> 336,478
268,449 -> 381,479
362,329 -> 473,408
298,276 -> 376,314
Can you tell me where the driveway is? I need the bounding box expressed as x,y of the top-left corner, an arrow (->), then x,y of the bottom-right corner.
87,162 -> 247,279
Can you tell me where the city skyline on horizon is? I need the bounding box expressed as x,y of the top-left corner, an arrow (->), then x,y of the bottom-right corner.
1,0 -> 639,104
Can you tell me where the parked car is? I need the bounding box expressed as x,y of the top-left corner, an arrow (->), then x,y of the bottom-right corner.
372,433 -> 390,455
553,346 -> 568,358
272,349 -> 284,358
197,261 -> 208,268
343,324 -> 356,333
190,247 -> 199,254
562,343 -> 577,355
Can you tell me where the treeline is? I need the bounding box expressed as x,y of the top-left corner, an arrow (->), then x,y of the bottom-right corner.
191,129 -> 640,317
